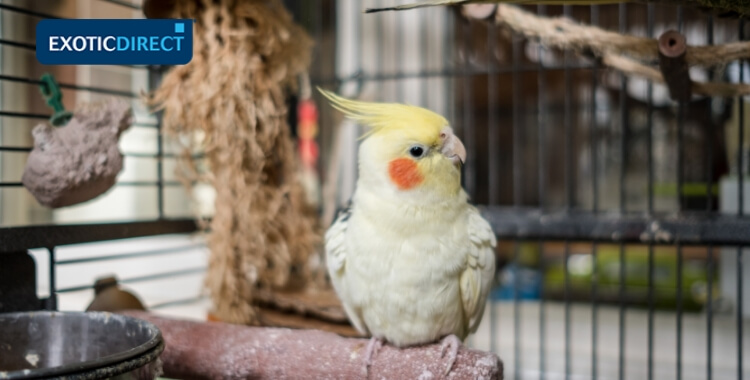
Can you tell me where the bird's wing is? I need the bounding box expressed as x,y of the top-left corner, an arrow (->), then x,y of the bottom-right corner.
459,207 -> 497,334
325,208 -> 369,335
366,0 -> 625,13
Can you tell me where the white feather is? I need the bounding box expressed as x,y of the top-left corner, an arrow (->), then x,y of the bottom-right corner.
325,187 -> 496,347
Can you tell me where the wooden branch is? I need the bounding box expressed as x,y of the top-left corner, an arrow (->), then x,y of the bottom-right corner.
658,30 -> 692,102
121,311 -> 503,380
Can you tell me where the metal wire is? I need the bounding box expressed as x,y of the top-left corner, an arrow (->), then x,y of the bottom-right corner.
0,74 -> 138,98
705,14 -> 716,377
618,7 -> 627,380
537,7 -> 548,378
646,6 -> 655,380
738,19 -> 746,380
0,3 -> 63,19
512,31 -> 522,207
487,18 -> 499,356
57,267 -> 206,293
488,22 -> 499,206
463,20 -> 475,197
55,244 -> 206,265
706,245 -> 714,380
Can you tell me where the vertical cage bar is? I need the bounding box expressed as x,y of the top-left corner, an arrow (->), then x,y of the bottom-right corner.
590,241 -> 598,380
677,103 -> 685,212
332,0 -> 338,79
705,14 -> 715,380
739,20 -> 745,218
590,5 -> 599,215
513,242 -> 521,380
618,3 -> 627,214
589,6 -> 599,378
396,5 -> 403,103
421,8 -> 429,108
377,0 -> 385,102
487,20 -> 499,355
646,5 -> 655,380
314,1 -> 322,78
618,242 -> 626,380
705,16 -> 715,213
646,4 -> 654,216
537,5 -> 547,212
706,245 -> 714,380
562,7 -> 572,380
564,240 -> 571,380
618,6 -> 627,380
47,247 -> 57,311
444,9 -> 455,126
738,246 -> 744,380
676,243 -> 683,380
537,6 -> 547,379
488,22 -> 499,206
354,0 -> 361,85
563,5 -> 573,211
512,24 -> 522,378
538,238 -> 546,380
463,20 -> 475,198
149,66 -> 164,219
738,19 -> 745,380
647,243 -> 654,380
512,31 -> 522,207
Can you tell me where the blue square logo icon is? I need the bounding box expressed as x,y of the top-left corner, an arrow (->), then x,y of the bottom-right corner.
175,23 -> 184,33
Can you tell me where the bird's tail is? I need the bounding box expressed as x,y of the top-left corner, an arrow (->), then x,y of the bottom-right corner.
365,0 -> 628,13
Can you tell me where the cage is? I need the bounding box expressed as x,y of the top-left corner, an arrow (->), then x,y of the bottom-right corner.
0,1 -> 748,379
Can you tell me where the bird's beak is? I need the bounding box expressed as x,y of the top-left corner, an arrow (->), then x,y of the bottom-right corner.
439,127 -> 466,166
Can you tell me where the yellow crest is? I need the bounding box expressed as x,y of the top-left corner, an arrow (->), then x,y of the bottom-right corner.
318,88 -> 448,140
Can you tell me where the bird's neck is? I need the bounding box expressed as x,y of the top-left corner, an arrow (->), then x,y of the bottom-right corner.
352,185 -> 468,228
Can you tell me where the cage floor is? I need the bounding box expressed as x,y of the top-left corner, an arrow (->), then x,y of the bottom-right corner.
469,301 -> 750,380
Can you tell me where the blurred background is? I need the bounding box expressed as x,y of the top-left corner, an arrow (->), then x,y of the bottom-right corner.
0,1 -> 749,379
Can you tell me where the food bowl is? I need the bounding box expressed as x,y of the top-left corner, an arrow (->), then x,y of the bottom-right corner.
0,311 -> 163,379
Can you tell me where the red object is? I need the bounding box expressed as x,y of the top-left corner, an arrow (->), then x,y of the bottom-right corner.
297,99 -> 319,169
299,140 -> 319,168
298,100 -> 318,123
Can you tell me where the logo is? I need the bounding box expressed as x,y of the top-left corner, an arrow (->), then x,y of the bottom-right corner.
36,19 -> 193,65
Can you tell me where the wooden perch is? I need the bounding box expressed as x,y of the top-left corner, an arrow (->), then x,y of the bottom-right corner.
658,30 -> 692,102
120,311 -> 503,380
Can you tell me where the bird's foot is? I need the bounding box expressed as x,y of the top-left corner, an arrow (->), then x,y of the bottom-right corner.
363,336 -> 384,376
439,334 -> 462,376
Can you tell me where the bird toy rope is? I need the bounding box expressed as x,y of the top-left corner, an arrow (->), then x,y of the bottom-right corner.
39,73 -> 73,127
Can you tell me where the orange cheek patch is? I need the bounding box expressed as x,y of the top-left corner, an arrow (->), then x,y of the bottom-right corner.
388,158 -> 424,190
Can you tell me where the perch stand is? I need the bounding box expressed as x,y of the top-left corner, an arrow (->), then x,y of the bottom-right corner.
121,310 -> 503,380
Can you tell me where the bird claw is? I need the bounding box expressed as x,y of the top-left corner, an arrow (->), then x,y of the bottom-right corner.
363,336 -> 384,377
439,334 -> 462,376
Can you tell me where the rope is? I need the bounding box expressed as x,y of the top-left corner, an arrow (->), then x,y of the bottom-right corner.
491,4 -> 750,97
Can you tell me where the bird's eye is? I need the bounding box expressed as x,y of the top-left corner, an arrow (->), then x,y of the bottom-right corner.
409,145 -> 426,158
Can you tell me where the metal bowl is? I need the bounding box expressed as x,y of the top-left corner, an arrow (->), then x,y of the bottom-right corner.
0,311 -> 163,379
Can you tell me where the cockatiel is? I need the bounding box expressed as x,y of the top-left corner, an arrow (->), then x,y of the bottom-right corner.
365,0 -> 750,17
320,89 -> 497,375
